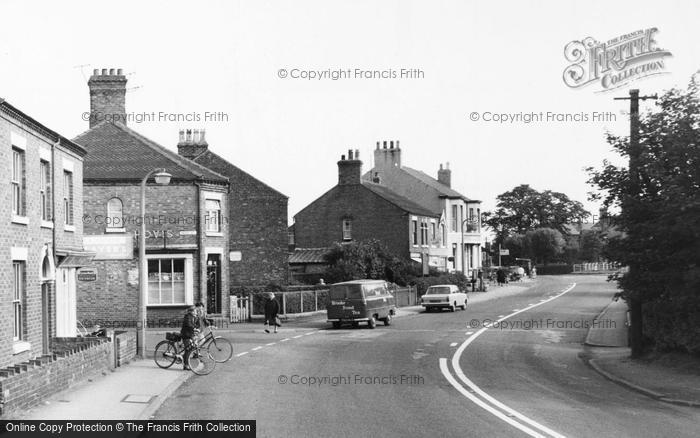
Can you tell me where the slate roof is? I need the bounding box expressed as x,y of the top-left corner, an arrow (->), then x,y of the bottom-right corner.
73,121 -> 228,183
400,166 -> 477,202
363,182 -> 440,218
289,248 -> 330,264
0,98 -> 86,156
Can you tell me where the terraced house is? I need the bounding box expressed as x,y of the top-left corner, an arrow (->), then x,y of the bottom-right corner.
0,98 -> 93,368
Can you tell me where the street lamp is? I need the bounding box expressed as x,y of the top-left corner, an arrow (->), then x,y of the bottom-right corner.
137,168 -> 172,358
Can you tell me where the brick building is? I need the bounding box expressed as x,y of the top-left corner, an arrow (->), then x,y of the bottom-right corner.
363,141 -> 483,275
0,98 -> 92,369
291,149 -> 441,273
176,129 -> 288,290
75,69 -> 230,324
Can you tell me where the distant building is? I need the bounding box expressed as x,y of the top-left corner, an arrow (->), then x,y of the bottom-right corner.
75,69 -> 230,323
0,98 -> 93,368
363,141 -> 483,275
292,149 -> 442,275
176,129 -> 289,290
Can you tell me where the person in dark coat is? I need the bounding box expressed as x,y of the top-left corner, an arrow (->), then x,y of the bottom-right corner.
263,292 -> 280,333
496,268 -> 507,286
180,306 -> 198,370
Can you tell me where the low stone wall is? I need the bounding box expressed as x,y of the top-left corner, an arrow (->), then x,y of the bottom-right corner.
0,337 -> 112,417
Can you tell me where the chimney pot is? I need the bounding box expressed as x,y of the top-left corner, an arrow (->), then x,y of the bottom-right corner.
193,129 -> 200,143
348,149 -> 353,160
376,141 -> 380,150
179,130 -> 185,143
341,154 -> 346,160
440,163 -> 443,170
186,129 -> 192,143
355,149 -> 359,159
109,68 -> 115,75
383,141 -> 387,149
390,141 -> 394,149
101,68 -> 108,75
199,129 -> 206,144
117,68 -> 123,75
396,140 -> 400,148
93,68 -> 99,75
446,162 -> 450,170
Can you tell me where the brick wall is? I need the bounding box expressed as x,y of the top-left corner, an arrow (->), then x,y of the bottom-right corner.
192,151 -> 289,287
0,113 -> 86,369
0,337 -> 112,417
79,181 -> 229,322
294,184 -> 411,259
114,331 -> 136,367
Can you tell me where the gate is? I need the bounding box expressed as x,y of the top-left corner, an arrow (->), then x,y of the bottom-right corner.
229,296 -> 250,323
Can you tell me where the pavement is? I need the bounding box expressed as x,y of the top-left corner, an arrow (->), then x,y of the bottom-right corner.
9,279 -> 541,421
582,290 -> 700,408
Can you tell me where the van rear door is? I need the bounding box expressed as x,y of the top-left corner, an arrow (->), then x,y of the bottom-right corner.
328,284 -> 365,320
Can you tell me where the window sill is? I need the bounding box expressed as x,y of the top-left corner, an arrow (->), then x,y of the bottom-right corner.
41,220 -> 54,229
147,303 -> 191,308
12,341 -> 31,355
12,215 -> 29,225
64,225 -> 76,233
205,231 -> 224,237
105,228 -> 126,233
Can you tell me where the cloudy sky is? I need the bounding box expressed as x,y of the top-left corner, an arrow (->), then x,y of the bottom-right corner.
1,0 -> 698,224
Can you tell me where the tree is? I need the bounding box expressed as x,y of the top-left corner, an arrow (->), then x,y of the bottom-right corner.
587,76 -> 700,355
578,229 -> 605,262
484,184 -> 590,243
524,228 -> 566,265
322,239 -> 420,286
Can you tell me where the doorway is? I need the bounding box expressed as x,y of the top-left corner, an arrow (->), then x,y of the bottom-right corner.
206,254 -> 221,314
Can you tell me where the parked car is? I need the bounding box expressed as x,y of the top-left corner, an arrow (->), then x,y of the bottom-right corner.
326,280 -> 397,329
421,284 -> 468,312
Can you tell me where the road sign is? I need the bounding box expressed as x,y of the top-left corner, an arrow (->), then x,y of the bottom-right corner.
77,267 -> 98,282
499,249 -> 510,256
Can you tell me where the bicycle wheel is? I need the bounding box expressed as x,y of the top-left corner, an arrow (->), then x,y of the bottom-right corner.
154,341 -> 178,369
207,336 -> 233,363
186,348 -> 216,375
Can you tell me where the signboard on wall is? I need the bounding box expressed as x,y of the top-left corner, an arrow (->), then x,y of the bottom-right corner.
84,235 -> 133,260
77,267 -> 98,282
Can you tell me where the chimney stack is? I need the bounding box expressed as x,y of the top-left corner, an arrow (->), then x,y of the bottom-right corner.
337,150 -> 362,185
374,139 -> 402,169
87,67 -> 127,128
177,128 -> 210,159
437,162 -> 452,187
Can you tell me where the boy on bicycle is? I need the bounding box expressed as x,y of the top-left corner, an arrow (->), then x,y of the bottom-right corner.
180,305 -> 198,370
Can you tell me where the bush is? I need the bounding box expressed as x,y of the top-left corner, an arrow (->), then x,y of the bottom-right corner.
535,264 -> 573,275
411,272 -> 470,296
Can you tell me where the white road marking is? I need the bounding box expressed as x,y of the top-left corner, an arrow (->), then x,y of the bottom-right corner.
450,342 -> 458,347
280,338 -> 290,342
293,335 -> 303,339
445,283 -> 576,438
513,309 -> 520,312
498,315 -> 505,318
266,343 -> 276,346
440,359 -> 546,438
235,352 -> 249,357
252,346 -> 263,351
466,331 -> 474,335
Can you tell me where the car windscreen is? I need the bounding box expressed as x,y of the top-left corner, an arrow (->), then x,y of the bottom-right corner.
426,286 -> 452,295
329,284 -> 363,300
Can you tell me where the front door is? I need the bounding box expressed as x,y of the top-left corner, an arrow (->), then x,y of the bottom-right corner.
56,267 -> 76,336
41,282 -> 50,354
206,255 -> 221,314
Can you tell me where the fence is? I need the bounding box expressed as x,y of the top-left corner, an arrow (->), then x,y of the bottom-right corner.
233,286 -> 417,321
573,262 -> 623,273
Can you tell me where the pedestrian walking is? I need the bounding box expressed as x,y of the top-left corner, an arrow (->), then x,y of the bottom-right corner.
180,305 -> 198,370
263,292 -> 281,333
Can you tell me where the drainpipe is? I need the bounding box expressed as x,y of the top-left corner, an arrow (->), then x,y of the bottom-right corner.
194,180 -> 203,307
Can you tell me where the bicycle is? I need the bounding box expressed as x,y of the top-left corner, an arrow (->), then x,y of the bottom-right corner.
153,332 -> 216,375
196,320 -> 234,363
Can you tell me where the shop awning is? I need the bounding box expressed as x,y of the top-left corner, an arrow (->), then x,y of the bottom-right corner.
56,250 -> 96,268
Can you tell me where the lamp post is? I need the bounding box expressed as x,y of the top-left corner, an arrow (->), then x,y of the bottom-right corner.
137,168 -> 172,358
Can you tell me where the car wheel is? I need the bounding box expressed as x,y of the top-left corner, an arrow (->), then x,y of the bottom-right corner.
368,316 -> 377,329
332,321 -> 341,329
352,321 -> 359,328
384,314 -> 392,326
450,303 -> 456,312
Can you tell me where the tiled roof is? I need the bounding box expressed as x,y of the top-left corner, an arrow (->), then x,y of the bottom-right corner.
289,248 -> 330,264
400,166 -> 476,202
73,122 -> 228,183
363,182 -> 440,218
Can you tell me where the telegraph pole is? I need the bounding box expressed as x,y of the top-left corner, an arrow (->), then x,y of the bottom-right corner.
614,89 -> 657,358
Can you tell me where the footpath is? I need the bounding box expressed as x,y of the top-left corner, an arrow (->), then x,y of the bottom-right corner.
583,297 -> 700,408
11,279 -> 537,420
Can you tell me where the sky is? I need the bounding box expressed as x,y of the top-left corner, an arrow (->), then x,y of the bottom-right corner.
1,0 -> 698,224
